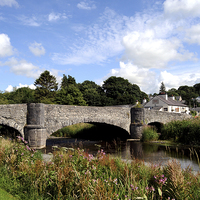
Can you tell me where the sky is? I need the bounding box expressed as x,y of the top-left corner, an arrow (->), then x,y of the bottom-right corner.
1,0 -> 200,94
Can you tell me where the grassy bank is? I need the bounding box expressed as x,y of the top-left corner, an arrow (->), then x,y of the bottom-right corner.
0,137 -> 200,199
160,116 -> 200,145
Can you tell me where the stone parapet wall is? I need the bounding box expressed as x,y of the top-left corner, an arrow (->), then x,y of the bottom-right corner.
44,104 -> 131,137
144,109 -> 192,124
0,104 -> 27,137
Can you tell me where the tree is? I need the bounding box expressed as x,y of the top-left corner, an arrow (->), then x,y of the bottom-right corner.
56,85 -> 87,106
178,85 -> 198,106
167,88 -> 179,97
159,82 -> 166,94
7,87 -> 35,103
78,80 -> 105,106
193,83 -> 200,96
34,70 -> 58,103
61,74 -> 76,89
102,76 -> 147,105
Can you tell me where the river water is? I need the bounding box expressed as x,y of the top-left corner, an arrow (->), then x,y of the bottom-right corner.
43,138 -> 200,173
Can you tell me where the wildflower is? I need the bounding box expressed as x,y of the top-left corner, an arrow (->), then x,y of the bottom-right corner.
21,153 -> 24,155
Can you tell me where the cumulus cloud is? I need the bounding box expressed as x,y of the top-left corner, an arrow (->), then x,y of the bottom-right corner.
121,30 -> 195,68
29,42 -> 45,56
0,0 -> 18,7
184,24 -> 200,45
0,34 -> 14,57
164,0 -> 200,18
5,83 -> 36,92
77,1 -> 96,10
2,57 -> 42,79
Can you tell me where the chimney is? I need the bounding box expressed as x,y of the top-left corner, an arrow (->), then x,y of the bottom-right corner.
143,98 -> 147,104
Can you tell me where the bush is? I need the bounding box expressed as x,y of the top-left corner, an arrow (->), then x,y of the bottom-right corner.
160,118 -> 200,145
141,126 -> 159,142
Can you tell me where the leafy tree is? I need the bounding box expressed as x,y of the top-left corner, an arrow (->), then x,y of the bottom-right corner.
56,85 -> 87,106
159,82 -> 166,94
193,83 -> 200,96
78,80 -> 105,106
167,88 -> 179,97
34,70 -> 58,103
178,85 -> 198,106
102,76 -> 146,105
61,74 -> 76,89
7,87 -> 35,104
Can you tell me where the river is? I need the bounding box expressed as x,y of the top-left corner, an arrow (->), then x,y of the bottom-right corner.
42,138 -> 200,173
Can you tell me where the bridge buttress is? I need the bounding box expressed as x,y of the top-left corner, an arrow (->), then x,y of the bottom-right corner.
24,103 -> 47,149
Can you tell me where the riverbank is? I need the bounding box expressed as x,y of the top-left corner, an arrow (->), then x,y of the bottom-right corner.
0,137 -> 200,199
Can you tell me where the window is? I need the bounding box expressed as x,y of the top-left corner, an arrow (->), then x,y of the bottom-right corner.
164,108 -> 168,111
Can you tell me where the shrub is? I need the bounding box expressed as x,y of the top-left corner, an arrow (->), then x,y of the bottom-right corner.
141,126 -> 159,142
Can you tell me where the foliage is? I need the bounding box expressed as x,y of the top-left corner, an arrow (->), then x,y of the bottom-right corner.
160,118 -> 200,145
159,82 -> 166,94
51,123 -> 94,137
78,80 -> 105,106
102,76 -> 147,105
0,138 -> 200,200
141,126 -> 159,142
56,85 -> 87,106
34,70 -> 58,103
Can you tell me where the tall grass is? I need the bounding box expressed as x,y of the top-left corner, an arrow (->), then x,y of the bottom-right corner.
160,117 -> 200,145
141,126 -> 159,142
51,123 -> 94,137
0,137 -> 200,199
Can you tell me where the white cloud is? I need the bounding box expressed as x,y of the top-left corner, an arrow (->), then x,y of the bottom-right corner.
5,83 -> 36,92
121,30 -> 195,68
77,1 -> 96,10
0,34 -> 13,57
0,0 -> 18,7
29,42 -> 45,56
3,57 -> 42,79
101,62 -> 157,94
52,8 -> 125,65
184,24 -> 200,45
48,12 -> 68,22
18,15 -> 40,26
164,0 -> 200,18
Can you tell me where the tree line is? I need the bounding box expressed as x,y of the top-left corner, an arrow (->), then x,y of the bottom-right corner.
0,70 -> 148,106
156,81 -> 200,107
1,70 -> 200,107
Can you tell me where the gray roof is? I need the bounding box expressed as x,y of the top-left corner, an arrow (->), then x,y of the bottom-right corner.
156,96 -> 188,107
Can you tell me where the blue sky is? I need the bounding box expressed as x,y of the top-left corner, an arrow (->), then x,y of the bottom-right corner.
1,0 -> 200,94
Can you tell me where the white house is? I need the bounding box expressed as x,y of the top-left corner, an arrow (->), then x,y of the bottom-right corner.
143,94 -> 190,114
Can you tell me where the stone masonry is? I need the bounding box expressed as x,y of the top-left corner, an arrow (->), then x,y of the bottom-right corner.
0,104 -> 192,148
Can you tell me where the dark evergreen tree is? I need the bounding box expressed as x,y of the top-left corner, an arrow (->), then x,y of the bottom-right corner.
159,82 -> 166,94
34,70 -> 58,103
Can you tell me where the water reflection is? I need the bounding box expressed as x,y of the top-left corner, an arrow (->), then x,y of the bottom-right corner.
44,138 -> 200,172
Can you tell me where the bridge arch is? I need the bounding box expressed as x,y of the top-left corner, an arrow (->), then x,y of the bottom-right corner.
0,124 -> 22,138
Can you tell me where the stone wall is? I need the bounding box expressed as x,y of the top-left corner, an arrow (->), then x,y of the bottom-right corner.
0,104 -> 27,137
144,109 -> 192,124
44,104 -> 131,137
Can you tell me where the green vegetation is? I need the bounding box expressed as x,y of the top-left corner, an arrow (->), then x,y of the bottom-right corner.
51,122 -> 129,141
0,137 -> 200,199
141,126 -> 159,142
51,123 -> 94,137
160,117 -> 200,145
0,188 -> 18,200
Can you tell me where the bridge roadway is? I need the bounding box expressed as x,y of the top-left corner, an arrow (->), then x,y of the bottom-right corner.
0,103 -> 191,148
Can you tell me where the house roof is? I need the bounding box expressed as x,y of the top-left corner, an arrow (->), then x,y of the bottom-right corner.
157,96 -> 188,107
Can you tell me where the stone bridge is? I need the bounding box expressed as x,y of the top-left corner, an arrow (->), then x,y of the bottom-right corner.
0,103 -> 191,148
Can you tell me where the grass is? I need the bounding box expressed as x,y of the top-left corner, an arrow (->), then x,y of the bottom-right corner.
141,125 -> 159,142
0,188 -> 18,200
0,137 -> 200,199
160,117 -> 200,145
